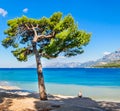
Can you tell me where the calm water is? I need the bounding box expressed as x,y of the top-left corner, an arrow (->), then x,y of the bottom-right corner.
0,68 -> 120,86
0,68 -> 120,101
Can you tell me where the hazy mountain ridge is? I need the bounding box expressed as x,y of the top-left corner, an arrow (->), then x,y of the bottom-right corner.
28,62 -> 81,68
93,60 -> 120,68
28,49 -> 120,68
80,49 -> 120,67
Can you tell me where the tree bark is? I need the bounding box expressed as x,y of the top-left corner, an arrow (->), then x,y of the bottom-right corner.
32,41 -> 47,100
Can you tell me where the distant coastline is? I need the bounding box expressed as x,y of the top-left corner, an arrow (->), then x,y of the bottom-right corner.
1,67 -> 120,69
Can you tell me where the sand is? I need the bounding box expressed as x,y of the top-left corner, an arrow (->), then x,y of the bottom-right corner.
0,85 -> 120,111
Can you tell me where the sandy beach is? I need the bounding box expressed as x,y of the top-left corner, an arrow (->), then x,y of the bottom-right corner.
0,85 -> 120,111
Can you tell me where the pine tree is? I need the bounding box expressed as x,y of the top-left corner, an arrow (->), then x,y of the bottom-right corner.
2,12 -> 91,100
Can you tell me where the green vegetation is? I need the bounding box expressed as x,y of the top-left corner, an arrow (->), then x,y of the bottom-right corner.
93,60 -> 120,68
2,12 -> 91,100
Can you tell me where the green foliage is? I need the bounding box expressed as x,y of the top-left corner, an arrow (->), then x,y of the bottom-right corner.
2,12 -> 91,61
2,37 -> 18,48
12,48 -> 28,61
12,48 -> 33,61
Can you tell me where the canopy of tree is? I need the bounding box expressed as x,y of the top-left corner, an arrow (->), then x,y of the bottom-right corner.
2,12 -> 91,61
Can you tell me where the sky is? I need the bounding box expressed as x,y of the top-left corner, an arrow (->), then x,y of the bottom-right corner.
0,0 -> 120,68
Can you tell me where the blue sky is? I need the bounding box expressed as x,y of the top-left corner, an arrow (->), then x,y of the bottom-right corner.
0,0 -> 120,68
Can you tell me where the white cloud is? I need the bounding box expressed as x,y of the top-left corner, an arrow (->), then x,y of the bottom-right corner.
103,51 -> 111,55
23,8 -> 28,13
0,8 -> 8,17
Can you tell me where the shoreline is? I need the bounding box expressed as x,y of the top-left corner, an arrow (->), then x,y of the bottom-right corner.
1,82 -> 120,103
46,83 -> 120,102
0,85 -> 120,111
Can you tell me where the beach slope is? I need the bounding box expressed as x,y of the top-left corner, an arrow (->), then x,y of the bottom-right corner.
0,86 -> 120,111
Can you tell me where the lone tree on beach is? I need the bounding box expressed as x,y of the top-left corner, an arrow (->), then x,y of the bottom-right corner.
2,12 -> 91,100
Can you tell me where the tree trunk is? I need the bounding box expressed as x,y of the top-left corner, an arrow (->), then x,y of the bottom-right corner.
32,42 -> 47,100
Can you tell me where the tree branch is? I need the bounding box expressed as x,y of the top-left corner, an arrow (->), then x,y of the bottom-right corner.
33,28 -> 38,37
37,32 -> 55,40
35,24 -> 39,28
37,34 -> 53,39
25,24 -> 55,42
25,24 -> 32,30
26,24 -> 38,42
41,53 -> 56,59
25,24 -> 38,30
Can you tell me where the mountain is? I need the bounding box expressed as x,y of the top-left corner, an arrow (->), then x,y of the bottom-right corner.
93,60 -> 120,68
80,49 -> 120,67
97,49 -> 120,62
28,49 -> 120,68
43,62 -> 81,68
28,62 -> 81,68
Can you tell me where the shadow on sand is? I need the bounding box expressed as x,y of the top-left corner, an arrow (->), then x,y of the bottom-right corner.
0,88 -> 120,111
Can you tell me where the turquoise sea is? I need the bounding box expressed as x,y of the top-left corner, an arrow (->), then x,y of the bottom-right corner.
0,68 -> 120,102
